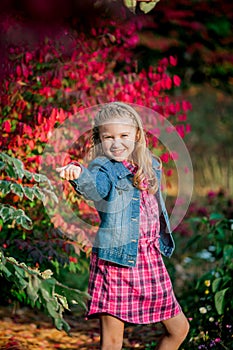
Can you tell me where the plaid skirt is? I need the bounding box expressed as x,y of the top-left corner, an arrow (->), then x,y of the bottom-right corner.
86,188 -> 182,324
87,243 -> 181,324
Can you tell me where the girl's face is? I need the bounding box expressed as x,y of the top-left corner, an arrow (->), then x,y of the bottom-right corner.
99,118 -> 138,162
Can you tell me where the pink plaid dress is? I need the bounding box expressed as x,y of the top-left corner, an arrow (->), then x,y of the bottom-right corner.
87,161 -> 181,324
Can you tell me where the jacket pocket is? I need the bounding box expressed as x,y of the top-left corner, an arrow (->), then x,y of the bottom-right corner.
115,178 -> 130,192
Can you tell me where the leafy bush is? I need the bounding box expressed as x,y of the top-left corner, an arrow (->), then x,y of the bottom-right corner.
179,214 -> 233,349
0,152 -> 88,332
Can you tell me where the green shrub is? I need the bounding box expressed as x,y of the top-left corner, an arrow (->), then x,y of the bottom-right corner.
0,152 -> 88,333
180,214 -> 233,349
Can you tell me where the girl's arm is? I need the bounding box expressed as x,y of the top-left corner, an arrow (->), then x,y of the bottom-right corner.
56,163 -> 82,181
56,158 -> 111,201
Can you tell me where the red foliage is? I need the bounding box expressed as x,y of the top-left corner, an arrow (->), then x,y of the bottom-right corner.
0,17 -> 191,171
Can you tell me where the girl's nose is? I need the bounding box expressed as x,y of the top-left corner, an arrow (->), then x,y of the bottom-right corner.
111,138 -> 122,148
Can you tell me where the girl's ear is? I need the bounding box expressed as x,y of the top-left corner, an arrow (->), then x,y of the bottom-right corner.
136,130 -> 140,141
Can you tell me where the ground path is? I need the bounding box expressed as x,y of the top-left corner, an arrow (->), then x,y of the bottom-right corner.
0,307 -> 164,349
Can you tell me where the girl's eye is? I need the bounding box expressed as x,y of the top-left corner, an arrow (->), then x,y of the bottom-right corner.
103,136 -> 112,139
122,134 -> 129,138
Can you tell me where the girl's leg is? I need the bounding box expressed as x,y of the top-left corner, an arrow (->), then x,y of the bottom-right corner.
100,314 -> 125,350
155,312 -> 190,350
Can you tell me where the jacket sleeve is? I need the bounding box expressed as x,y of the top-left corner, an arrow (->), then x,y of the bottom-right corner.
69,158 -> 112,201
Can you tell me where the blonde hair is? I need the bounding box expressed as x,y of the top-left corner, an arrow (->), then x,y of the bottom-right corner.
91,102 -> 160,194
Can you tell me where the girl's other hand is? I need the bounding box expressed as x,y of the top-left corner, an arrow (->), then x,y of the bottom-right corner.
56,164 -> 81,181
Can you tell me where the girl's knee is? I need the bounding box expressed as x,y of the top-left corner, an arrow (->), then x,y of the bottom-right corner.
178,317 -> 190,340
101,339 -> 123,350
163,312 -> 190,341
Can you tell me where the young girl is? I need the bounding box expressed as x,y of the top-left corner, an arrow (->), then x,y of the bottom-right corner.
56,102 -> 189,350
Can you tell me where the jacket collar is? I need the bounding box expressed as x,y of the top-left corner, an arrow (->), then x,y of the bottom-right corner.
112,160 -> 133,179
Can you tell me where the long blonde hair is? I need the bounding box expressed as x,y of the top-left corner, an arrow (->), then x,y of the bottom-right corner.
91,102 -> 160,194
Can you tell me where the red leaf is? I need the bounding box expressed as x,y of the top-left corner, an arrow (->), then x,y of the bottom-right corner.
169,56 -> 177,66
24,124 -> 33,136
173,75 -> 181,87
178,114 -> 187,121
176,125 -> 185,138
37,112 -> 43,124
28,140 -> 35,150
182,100 -> 192,112
161,153 -> 170,163
16,65 -> 22,77
25,52 -> 33,63
186,124 -> 191,133
3,120 -> 11,132
22,63 -> 29,79
166,169 -> 173,177
170,151 -> 179,160
165,77 -> 172,89
44,120 -> 51,132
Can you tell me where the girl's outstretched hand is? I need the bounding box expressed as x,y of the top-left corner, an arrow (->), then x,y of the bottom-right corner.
56,164 -> 81,181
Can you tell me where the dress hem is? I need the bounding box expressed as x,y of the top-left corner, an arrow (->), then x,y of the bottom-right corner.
86,307 -> 182,324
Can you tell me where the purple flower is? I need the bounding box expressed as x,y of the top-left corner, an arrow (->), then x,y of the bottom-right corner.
207,190 -> 217,199
214,338 -> 221,343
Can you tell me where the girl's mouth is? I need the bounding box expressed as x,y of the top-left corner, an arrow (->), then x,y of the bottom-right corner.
111,149 -> 125,156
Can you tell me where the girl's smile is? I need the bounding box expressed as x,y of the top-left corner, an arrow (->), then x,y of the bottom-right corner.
99,118 -> 138,162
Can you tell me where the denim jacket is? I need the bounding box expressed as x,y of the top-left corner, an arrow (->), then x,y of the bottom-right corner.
70,156 -> 175,267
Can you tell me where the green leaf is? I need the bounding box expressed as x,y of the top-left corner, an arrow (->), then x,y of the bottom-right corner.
24,170 -> 34,180
0,153 -> 10,162
55,293 -> 70,311
40,286 -> 51,302
10,183 -> 24,198
15,214 -> 33,230
0,180 -> 11,195
38,173 -> 51,184
13,158 -> 25,179
123,0 -> 137,13
14,271 -> 28,289
223,244 -> 233,264
33,186 -> 45,202
207,19 -> 231,37
0,161 -> 5,170
212,278 -> 222,293
214,288 -> 229,315
46,299 -> 59,315
27,275 -> 40,305
61,320 -> 71,334
139,0 -> 160,14
23,186 -> 35,201
33,173 -> 40,182
12,208 -> 24,217
40,278 -> 56,295
0,205 -> 14,221
0,264 -> 12,278
209,212 -> 224,220
13,265 -> 26,278
184,233 -> 202,250
42,188 -> 58,204
5,163 -> 17,178
54,316 -> 64,330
